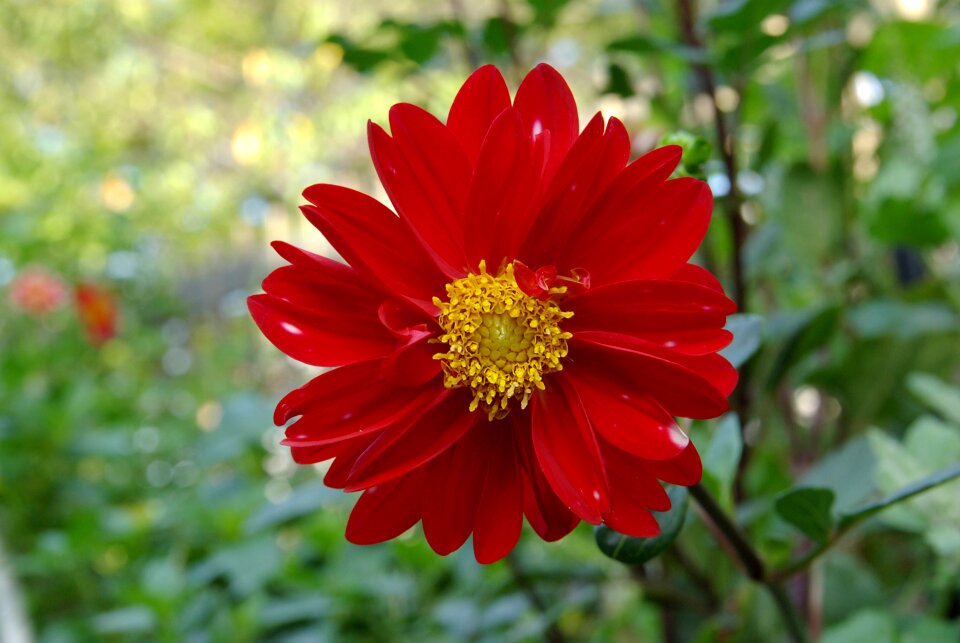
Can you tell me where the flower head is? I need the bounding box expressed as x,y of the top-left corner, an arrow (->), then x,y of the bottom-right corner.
7,266 -> 68,315
249,64 -> 737,563
75,283 -> 118,344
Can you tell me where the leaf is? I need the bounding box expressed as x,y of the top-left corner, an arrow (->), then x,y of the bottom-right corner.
607,35 -> 710,65
775,487 -> 835,543
868,197 -> 950,247
602,62 -> 634,98
838,461 -> 960,532
822,609 -> 896,643
701,414 -> 742,508
595,486 -> 688,565
766,305 -> 841,387
526,0 -> 569,27
720,314 -> 763,368
847,301 -> 958,340
799,435 -> 876,514
907,372 -> 960,424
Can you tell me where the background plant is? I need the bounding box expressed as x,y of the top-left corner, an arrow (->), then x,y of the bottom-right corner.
1,0 -> 959,641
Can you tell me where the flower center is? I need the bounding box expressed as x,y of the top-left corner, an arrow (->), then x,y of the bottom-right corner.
433,261 -> 573,420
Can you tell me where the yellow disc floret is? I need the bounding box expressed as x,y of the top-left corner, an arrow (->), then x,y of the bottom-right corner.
433,261 -> 573,420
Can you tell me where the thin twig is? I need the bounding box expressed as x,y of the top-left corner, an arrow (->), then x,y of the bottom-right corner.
674,0 -> 753,502
505,552 -> 567,643
675,0 -> 747,312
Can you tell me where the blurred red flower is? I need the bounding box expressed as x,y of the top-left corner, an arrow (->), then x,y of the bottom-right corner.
250,64 -> 737,563
7,266 -> 68,315
75,283 -> 118,344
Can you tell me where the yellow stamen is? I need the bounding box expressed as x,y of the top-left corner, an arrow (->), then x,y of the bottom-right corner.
433,261 -> 573,420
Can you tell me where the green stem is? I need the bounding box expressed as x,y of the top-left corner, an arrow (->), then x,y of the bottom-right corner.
689,484 -> 808,643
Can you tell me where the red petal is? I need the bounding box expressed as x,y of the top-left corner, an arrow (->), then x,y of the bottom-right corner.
421,423 -> 488,555
601,439 -> 672,512
463,107 -> 542,267
300,185 -> 445,311
281,378 -> 438,448
343,390 -> 478,491
671,262 -> 727,294
565,278 -> 735,354
581,331 -> 738,397
270,240 -> 379,291
570,335 -> 733,419
368,118 -> 468,276
566,177 -> 713,284
514,63 -> 579,182
513,413 -> 580,541
473,421 -> 524,564
248,294 -> 394,367
566,365 -> 689,461
345,468 -> 426,545
447,65 -> 512,165
261,264 -> 382,317
323,434 -> 379,488
645,441 -> 703,486
381,332 -> 441,386
290,441 -> 341,465
531,377 -> 610,523
524,114 -> 631,265
276,359 -> 377,424
603,503 -> 660,538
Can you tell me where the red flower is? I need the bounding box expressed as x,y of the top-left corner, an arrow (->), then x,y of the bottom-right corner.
7,267 -> 68,315
75,283 -> 118,344
249,64 -> 737,563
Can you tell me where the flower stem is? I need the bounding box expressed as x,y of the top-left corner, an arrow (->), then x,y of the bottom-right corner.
689,484 -> 808,643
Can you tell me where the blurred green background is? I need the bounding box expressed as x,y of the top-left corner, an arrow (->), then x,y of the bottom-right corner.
1,0 -> 959,641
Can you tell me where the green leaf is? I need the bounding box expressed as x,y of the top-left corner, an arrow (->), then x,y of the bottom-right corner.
720,314 -> 763,368
766,305 -> 841,387
907,373 -> 960,424
607,35 -> 710,64
847,301 -> 959,340
775,487 -> 835,543
838,461 -> 960,531
482,18 -> 513,55
658,130 -> 712,178
526,0 -> 569,27
868,198 -> 950,247
822,609 -> 896,643
799,436 -> 876,514
701,414 -> 742,508
595,486 -> 688,564
602,62 -> 634,98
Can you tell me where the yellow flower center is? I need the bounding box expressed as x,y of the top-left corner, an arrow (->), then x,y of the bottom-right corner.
433,261 -> 573,420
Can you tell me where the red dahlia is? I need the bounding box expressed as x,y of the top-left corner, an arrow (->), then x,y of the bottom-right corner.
249,64 -> 738,563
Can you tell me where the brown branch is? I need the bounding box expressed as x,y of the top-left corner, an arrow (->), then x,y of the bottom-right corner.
675,0 -> 747,313
674,0 -> 754,502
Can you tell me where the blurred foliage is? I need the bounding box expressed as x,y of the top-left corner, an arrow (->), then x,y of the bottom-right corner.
1,0 -> 959,641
